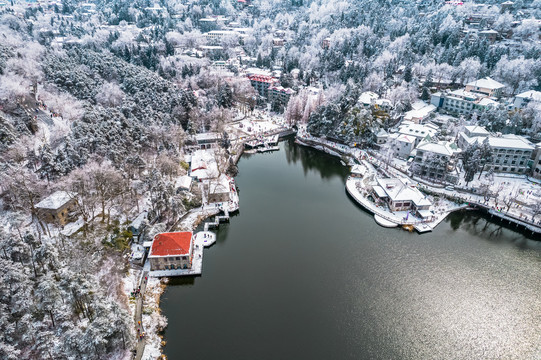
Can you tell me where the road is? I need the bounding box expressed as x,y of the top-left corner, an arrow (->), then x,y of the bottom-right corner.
134,271 -> 149,360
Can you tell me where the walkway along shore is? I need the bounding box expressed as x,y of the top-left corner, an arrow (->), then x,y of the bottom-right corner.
295,128 -> 541,237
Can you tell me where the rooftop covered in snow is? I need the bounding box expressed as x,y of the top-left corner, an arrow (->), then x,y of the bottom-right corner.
35,191 -> 76,210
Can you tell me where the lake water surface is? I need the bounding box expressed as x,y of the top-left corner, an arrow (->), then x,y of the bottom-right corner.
161,139 -> 541,359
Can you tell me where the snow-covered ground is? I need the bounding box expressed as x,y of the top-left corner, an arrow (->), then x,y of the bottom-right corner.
140,277 -> 168,360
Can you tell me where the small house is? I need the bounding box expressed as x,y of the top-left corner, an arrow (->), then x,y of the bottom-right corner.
35,191 -> 77,226
128,210 -> 148,240
208,174 -> 231,204
372,178 -> 432,216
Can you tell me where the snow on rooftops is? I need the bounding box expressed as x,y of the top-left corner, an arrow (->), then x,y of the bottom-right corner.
351,164 -> 367,175
466,77 -> 505,90
404,104 -> 436,122
129,210 -> 148,230
416,140 -> 461,157
209,174 -> 231,195
398,122 -> 438,139
359,91 -> 379,105
516,90 -> 541,102
190,150 -> 219,180
477,98 -> 499,107
35,191 -> 75,210
464,125 -> 489,136
411,101 -> 429,110
487,135 -> 534,150
376,178 -> 431,206
150,232 -> 193,257
397,134 -> 416,143
195,132 -> 222,142
176,175 -> 193,191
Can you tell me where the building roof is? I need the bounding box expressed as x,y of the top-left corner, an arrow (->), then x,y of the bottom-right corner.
269,85 -> 295,94
190,149 -> 219,180
176,175 -> 193,190
466,77 -> 505,90
248,74 -> 276,83
195,132 -> 222,142
487,135 -> 534,150
376,178 -> 431,206
398,123 -> 438,139
416,141 -> 461,157
372,185 -> 388,198
516,90 -> 541,102
150,232 -> 193,257
359,91 -> 379,105
397,134 -> 416,144
351,164 -> 367,175
479,29 -> 498,34
464,125 -> 489,136
35,191 -> 75,210
404,104 -> 436,121
129,210 -> 148,230
209,173 -> 231,195
477,98 -> 499,107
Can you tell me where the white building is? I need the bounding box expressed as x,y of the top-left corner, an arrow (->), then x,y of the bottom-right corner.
513,90 -> 541,109
411,140 -> 461,183
190,150 -> 219,180
389,133 -> 416,159
457,126 -> 534,174
404,101 -> 437,123
397,122 -> 439,146
532,142 -> 541,179
371,178 -> 432,215
465,77 -> 505,97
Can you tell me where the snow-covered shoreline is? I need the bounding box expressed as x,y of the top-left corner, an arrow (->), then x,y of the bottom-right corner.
124,205 -> 221,359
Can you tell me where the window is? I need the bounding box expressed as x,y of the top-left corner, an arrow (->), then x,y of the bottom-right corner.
176,257 -> 180,260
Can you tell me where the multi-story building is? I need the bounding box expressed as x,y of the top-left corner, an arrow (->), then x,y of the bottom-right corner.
397,122 -> 439,147
248,74 -> 277,100
457,126 -> 535,174
457,125 -> 490,149
204,30 -> 239,45
464,77 -> 505,97
411,141 -> 461,183
149,232 -> 193,271
431,89 -> 499,116
532,142 -> 541,179
268,85 -> 295,110
388,133 -> 416,159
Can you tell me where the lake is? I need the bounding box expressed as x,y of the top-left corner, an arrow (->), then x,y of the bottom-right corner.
161,139 -> 541,359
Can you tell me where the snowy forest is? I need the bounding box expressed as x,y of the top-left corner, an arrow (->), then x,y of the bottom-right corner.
0,0 -> 540,358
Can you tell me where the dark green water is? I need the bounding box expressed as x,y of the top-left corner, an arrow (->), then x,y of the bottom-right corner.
161,140 -> 541,359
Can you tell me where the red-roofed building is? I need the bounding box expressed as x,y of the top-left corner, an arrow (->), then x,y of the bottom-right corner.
149,232 -> 194,270
248,74 -> 277,100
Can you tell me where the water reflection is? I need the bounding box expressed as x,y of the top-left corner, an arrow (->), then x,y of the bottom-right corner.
161,141 -> 541,360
